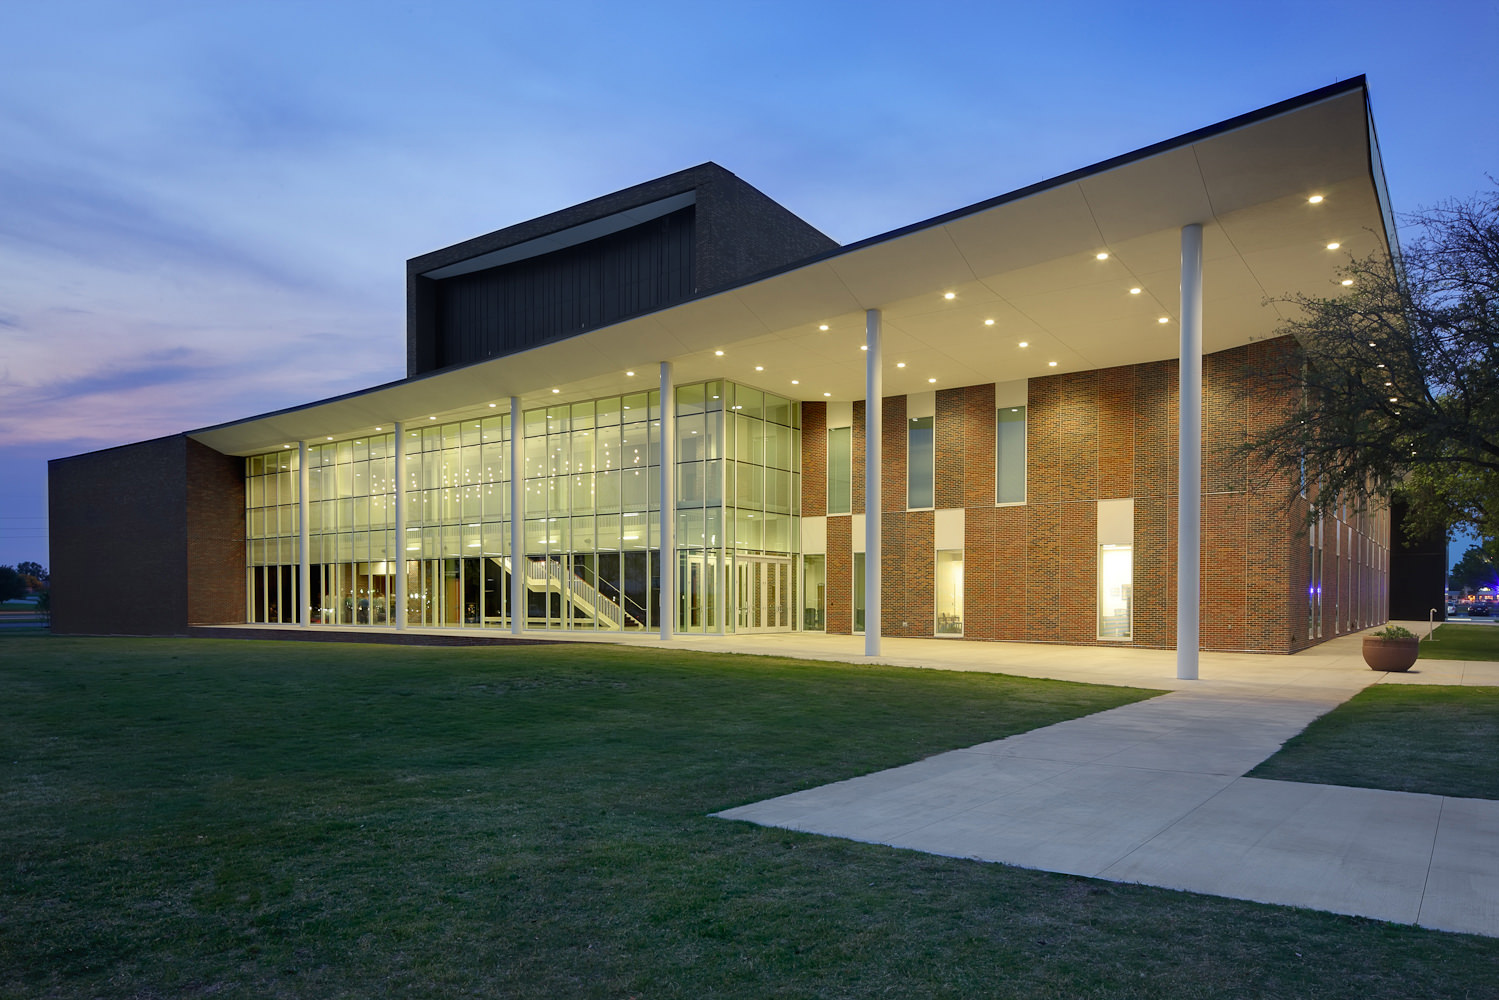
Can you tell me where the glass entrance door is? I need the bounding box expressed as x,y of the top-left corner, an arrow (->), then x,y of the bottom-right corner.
734,556 -> 793,632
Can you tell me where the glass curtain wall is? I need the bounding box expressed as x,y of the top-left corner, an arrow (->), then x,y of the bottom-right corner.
245,380 -> 800,634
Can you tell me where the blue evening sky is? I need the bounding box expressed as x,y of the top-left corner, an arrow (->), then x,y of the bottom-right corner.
1,0 -> 1494,569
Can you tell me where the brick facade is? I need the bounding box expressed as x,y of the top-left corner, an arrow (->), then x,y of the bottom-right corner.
798,337 -> 1390,653
49,435 -> 245,635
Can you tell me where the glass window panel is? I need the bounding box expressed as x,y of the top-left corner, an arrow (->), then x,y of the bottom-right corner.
704,508 -> 723,548
853,551 -> 866,633
766,469 -> 792,514
677,461 -> 705,508
736,511 -> 763,550
620,423 -> 649,468
594,425 -> 621,471
705,459 -> 723,507
677,412 -> 706,462
524,436 -> 548,480
596,469 -> 621,512
621,512 -> 649,550
596,396 -> 621,425
767,423 -> 794,470
462,485 -> 481,520
677,508 -> 705,546
571,515 -> 596,549
369,434 -> 389,460
621,392 -> 648,420
622,468 -> 650,512
352,437 -> 369,462
735,461 -> 763,509
1099,544 -> 1133,639
764,393 -> 792,427
483,483 -> 506,520
763,513 -> 792,552
462,445 -> 481,485
249,455 -> 265,477
907,415 -> 934,509
571,430 -> 595,473
546,404 -> 571,435
677,382 -> 705,415
548,434 -> 569,477
481,442 -> 505,483
572,473 -> 595,514
524,407 -> 548,437
936,549 -> 963,634
461,420 -> 481,449
648,389 -> 661,420
735,414 -> 763,464
337,440 -> 355,463
705,380 -> 724,410
525,480 -> 548,517
570,400 -> 595,430
803,555 -> 826,631
828,426 -> 853,515
734,384 -> 763,420
595,513 -> 621,550
997,405 -> 1027,504
250,476 -> 264,508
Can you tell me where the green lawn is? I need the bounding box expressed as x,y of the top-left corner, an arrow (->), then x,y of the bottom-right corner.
4,635 -> 1496,998
1249,684 -> 1499,800
1419,622 -> 1499,660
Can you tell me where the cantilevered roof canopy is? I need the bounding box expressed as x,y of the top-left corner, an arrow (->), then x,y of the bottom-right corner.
192,78 -> 1393,456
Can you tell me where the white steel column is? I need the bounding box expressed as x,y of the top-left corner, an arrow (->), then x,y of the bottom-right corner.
393,421 -> 407,629
298,440 -> 311,628
865,309 -> 882,657
509,397 -> 525,636
1177,223 -> 1203,680
659,362 -> 676,640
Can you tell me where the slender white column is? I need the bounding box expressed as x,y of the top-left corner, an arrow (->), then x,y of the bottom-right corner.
510,397 -> 525,636
1177,223 -> 1203,680
298,440 -> 311,628
393,421 -> 407,629
865,309 -> 882,657
659,362 -> 676,640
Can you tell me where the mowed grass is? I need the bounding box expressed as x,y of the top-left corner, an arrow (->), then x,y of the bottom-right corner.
1250,683 -> 1499,800
3,637 -> 1497,999
1419,622 -> 1499,661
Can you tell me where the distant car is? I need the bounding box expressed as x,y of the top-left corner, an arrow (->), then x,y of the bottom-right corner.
1469,603 -> 1493,617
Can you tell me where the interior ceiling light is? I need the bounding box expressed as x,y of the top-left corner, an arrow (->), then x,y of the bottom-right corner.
1018,341 -> 1029,348
551,388 -> 560,394
488,402 -> 497,407
428,416 -> 436,420
984,318 -> 995,326
755,365 -> 764,371
823,392 -> 831,397
1326,242 -> 1341,250
1129,287 -> 1142,295
1096,252 -> 1109,260
818,324 -> 829,331
1342,279 -> 1354,286
928,377 -> 937,383
1048,361 -> 1058,367
714,350 -> 724,356
375,426 -> 382,431
1158,317 -> 1170,324
791,380 -> 800,385
626,370 -> 635,376
943,291 -> 956,300
860,345 -> 868,351
896,362 -> 906,368
1308,194 -> 1325,204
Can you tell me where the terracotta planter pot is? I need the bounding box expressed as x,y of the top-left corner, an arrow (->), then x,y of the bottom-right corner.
1363,636 -> 1419,672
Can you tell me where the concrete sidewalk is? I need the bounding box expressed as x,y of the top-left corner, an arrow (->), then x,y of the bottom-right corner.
715,626 -> 1499,938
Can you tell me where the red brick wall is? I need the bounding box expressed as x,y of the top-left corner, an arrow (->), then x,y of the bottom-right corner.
801,401 -> 827,518
813,336 -> 1387,653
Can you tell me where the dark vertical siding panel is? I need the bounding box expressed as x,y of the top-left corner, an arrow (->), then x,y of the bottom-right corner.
433,206 -> 697,366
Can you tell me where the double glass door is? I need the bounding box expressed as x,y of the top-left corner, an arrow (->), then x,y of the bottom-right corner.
735,556 -> 792,631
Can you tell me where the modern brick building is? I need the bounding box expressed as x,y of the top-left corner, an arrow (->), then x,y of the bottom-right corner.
49,78 -> 1398,662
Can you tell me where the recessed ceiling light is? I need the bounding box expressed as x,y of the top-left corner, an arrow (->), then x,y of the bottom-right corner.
791,380 -> 800,385
928,377 -> 937,383
818,324 -> 829,331
823,392 -> 831,397
1018,341 -> 1029,348
375,426 -> 382,431
1341,279 -> 1354,286
896,362 -> 906,368
1326,242 -> 1340,250
943,291 -> 956,300
488,402 -> 497,407
755,365 -> 764,371
984,319 -> 995,326
1158,317 -> 1170,324
1096,252 -> 1109,260
429,416 -> 436,420
1129,287 -> 1142,295
1048,361 -> 1058,367
860,345 -> 867,351
283,444 -> 291,449
1389,397 -> 1398,402
551,388 -> 560,394
625,370 -> 635,376
714,350 -> 724,356
327,436 -> 333,440
1308,195 -> 1324,204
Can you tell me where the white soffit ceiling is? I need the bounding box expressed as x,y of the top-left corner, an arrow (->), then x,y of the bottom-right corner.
192,86 -> 1387,456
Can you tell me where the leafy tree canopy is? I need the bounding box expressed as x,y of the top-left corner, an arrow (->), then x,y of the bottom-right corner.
0,566 -> 26,603
1450,545 -> 1498,593
1247,184 -> 1499,549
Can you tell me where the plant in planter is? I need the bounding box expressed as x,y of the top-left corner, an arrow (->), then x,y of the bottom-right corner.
1362,624 -> 1419,672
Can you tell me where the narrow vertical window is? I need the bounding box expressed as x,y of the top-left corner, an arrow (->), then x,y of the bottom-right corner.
853,551 -> 866,633
935,549 -> 963,634
996,406 -> 1026,504
828,426 -> 852,515
1097,545 -> 1133,639
907,415 -> 934,509
803,554 -> 826,631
